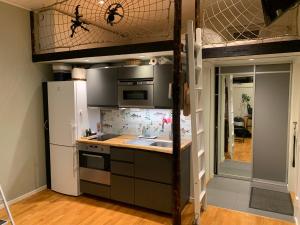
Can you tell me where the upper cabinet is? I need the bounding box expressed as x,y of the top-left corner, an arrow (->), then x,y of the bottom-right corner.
86,64 -> 174,109
87,67 -> 118,107
154,64 -> 173,109
118,65 -> 154,80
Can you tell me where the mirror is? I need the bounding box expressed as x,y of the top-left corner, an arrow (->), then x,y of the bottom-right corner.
217,74 -> 254,179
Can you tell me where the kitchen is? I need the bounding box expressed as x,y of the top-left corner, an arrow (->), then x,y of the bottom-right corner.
45,62 -> 192,214
1,0 -> 300,224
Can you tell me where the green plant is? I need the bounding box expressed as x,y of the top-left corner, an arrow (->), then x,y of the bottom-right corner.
242,93 -> 251,104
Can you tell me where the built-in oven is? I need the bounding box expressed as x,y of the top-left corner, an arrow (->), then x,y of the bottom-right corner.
118,80 -> 154,108
78,144 -> 110,185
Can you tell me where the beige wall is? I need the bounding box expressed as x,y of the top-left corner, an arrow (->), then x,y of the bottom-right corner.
0,2 -> 52,201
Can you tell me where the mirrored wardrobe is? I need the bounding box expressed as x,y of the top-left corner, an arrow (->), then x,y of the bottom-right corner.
216,66 -> 254,179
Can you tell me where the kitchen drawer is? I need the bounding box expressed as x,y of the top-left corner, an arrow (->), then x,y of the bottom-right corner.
111,175 -> 134,204
80,180 -> 110,199
111,147 -> 134,163
134,150 -> 172,184
135,179 -> 172,214
111,161 -> 134,177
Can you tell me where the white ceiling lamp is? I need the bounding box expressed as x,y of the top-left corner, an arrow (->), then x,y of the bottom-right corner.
99,0 -> 105,5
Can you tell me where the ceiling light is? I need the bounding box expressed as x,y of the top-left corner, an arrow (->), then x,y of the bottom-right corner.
84,59 -> 89,62
99,0 -> 105,5
249,58 -> 255,61
139,55 -> 146,58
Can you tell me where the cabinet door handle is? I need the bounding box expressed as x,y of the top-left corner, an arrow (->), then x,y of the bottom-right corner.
168,82 -> 172,99
82,154 -> 104,159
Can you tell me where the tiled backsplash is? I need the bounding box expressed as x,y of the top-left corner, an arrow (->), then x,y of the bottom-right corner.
89,108 -> 191,138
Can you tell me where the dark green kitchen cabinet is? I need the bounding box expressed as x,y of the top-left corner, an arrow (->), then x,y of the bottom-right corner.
134,149 -> 173,184
110,174 -> 134,204
135,179 -> 172,213
154,64 -> 173,109
108,146 -> 190,214
86,67 -> 118,107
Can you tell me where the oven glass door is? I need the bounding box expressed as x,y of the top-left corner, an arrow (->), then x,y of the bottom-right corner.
118,84 -> 153,107
79,151 -> 110,171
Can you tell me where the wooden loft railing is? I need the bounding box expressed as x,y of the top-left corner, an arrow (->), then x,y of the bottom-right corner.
203,39 -> 300,59
31,40 -> 177,62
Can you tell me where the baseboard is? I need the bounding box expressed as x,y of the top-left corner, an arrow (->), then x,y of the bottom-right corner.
252,178 -> 288,193
0,185 -> 47,209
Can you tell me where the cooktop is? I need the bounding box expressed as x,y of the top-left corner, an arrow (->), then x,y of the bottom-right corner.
93,134 -> 120,141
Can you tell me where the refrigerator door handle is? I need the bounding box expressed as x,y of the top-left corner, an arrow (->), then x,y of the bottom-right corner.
70,122 -> 77,145
44,120 -> 49,130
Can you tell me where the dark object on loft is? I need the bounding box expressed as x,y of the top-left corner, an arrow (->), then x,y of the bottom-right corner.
70,5 -> 89,38
233,30 -> 259,40
261,0 -> 300,25
105,3 -> 124,26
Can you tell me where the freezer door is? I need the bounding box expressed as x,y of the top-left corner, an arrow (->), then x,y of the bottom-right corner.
74,81 -> 89,140
50,145 -> 79,196
48,81 -> 76,146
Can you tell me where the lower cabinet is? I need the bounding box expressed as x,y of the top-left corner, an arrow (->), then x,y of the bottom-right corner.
110,174 -> 134,204
80,180 -> 110,199
135,179 -> 172,214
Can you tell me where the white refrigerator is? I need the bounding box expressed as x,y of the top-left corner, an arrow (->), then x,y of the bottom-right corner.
48,81 -> 88,196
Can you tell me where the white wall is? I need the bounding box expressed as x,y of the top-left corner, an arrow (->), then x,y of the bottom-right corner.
0,2 -> 52,200
288,58 -> 300,193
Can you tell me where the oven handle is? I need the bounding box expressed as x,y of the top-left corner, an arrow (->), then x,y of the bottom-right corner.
81,153 -> 104,159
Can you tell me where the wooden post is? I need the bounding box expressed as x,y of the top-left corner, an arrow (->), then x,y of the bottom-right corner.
172,0 -> 182,225
195,0 -> 201,28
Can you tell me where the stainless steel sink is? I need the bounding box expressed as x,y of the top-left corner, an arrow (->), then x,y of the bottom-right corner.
126,139 -> 173,148
150,141 -> 173,148
126,139 -> 155,146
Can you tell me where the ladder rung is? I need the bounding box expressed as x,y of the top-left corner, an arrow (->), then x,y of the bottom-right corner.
200,190 -> 206,201
199,169 -> 205,180
195,87 -> 203,90
195,43 -> 202,52
195,65 -> 202,71
198,149 -> 205,158
196,108 -> 203,113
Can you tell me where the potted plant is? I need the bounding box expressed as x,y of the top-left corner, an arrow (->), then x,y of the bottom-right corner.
241,94 -> 252,116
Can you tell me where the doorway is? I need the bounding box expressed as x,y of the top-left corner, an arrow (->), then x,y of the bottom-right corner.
216,70 -> 254,180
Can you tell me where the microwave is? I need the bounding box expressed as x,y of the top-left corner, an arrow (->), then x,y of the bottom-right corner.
118,80 -> 154,108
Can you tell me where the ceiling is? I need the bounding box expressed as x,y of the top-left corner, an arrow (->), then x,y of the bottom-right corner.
0,0 -> 56,10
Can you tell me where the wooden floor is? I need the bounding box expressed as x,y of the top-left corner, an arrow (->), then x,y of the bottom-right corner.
233,138 -> 252,163
0,190 -> 294,225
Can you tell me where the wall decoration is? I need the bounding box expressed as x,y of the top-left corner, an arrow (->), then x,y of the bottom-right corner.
70,5 -> 89,38
105,3 -> 124,26
100,109 -> 191,139
33,0 -> 174,54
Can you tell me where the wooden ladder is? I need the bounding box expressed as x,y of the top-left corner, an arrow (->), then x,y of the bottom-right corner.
187,20 -> 207,225
0,186 -> 15,225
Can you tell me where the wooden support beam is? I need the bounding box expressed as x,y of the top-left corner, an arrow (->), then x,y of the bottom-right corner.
195,0 -> 201,28
172,0 -> 182,224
